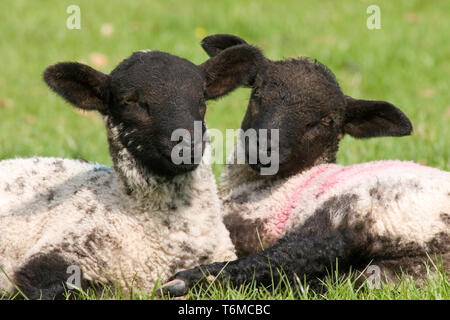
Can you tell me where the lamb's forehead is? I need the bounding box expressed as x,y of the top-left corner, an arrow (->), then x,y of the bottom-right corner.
254,57 -> 345,110
263,58 -> 341,89
110,50 -> 204,87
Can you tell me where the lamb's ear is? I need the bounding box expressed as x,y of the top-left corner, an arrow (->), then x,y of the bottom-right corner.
343,96 -> 413,138
43,62 -> 110,113
201,44 -> 263,99
201,34 -> 248,57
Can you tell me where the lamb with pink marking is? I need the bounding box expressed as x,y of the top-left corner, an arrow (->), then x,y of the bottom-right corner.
163,34 -> 449,295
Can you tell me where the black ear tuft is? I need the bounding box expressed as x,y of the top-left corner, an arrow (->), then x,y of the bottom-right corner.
43,62 -> 110,113
201,34 -> 248,57
344,96 -> 413,138
201,44 -> 264,100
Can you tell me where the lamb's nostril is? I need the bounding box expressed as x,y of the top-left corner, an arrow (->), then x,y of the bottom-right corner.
246,141 -> 259,164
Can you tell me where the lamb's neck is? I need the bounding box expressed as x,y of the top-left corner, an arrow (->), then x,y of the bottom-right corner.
115,146 -> 198,210
104,118 -> 211,212
219,161 -> 276,197
219,146 -> 333,197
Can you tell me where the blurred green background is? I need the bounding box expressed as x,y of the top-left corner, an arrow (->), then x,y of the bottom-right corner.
0,0 -> 448,179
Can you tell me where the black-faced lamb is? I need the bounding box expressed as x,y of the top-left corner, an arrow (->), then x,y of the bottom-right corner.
162,34 -> 450,295
0,45 -> 262,299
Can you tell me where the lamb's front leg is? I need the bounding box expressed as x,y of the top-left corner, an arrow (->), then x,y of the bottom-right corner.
162,225 -> 349,296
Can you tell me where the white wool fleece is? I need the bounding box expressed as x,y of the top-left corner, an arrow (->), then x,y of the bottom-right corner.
220,149 -> 450,258
0,145 -> 236,296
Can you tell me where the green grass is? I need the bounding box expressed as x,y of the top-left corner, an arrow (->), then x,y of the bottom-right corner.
176,257 -> 449,300
2,259 -> 448,300
0,0 -> 448,300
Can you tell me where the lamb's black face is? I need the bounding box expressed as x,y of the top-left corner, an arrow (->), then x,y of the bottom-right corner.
241,59 -> 347,176
107,51 -> 207,176
201,34 -> 413,177
44,44 -> 262,178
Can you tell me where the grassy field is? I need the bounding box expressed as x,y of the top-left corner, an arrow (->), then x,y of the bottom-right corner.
3,260 -> 449,300
0,0 -> 449,299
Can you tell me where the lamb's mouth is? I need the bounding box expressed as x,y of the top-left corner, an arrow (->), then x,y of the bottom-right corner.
159,152 -> 200,175
249,161 -> 273,171
248,157 -> 302,177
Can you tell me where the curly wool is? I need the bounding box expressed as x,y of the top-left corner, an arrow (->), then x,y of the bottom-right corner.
0,141 -> 235,298
220,148 -> 450,261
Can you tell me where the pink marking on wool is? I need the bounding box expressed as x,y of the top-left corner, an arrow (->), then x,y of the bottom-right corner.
271,165 -> 335,237
315,161 -> 423,197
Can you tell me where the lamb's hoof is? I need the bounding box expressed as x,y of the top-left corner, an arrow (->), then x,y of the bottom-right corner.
160,279 -> 187,297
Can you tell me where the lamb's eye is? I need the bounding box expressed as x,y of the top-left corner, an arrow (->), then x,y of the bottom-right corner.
320,115 -> 333,126
306,121 -> 318,130
123,91 -> 140,106
124,98 -> 137,105
253,88 -> 261,97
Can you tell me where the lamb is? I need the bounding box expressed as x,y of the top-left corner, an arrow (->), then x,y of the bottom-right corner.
0,44 -> 262,299
162,34 -> 450,295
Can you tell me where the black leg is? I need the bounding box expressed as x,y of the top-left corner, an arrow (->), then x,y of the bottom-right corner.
13,250 -> 78,300
163,221 -> 349,296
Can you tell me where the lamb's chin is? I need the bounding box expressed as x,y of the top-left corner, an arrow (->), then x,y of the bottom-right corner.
151,155 -> 200,177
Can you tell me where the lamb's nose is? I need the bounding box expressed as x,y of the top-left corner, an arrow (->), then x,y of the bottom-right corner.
191,140 -> 204,164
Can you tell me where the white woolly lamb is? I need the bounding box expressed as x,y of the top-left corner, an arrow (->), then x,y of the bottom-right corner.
0,45 -> 263,299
